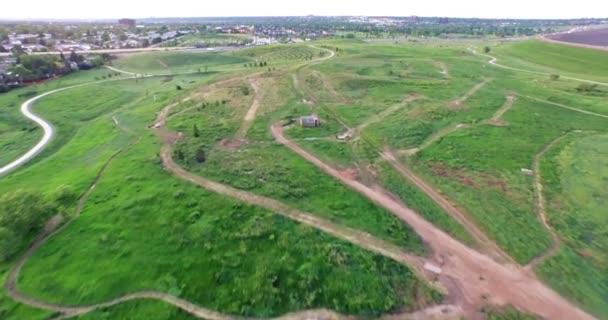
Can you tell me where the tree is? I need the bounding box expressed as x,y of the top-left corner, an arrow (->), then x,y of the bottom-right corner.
176,85 -> 182,90
193,124 -> 200,137
101,32 -> 110,43
483,46 -> 491,53
550,74 -> 560,81
195,147 -> 206,163
69,50 -> 79,62
0,191 -> 52,262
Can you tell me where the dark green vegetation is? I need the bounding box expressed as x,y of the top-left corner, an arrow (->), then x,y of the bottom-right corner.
0,191 -> 57,262
485,307 -> 537,320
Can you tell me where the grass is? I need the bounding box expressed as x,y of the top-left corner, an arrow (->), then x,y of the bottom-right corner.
2,43 -> 441,320
112,52 -> 251,74
17,134 -> 439,317
0,68 -> 126,167
75,300 -> 199,320
536,133 -> 608,318
3,38 -> 608,319
492,40 -> 608,83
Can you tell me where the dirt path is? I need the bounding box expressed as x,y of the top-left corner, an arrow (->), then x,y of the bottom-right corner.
518,94 -> 608,119
489,94 -> 515,124
524,134 -> 569,270
5,116 -> 141,316
234,79 -> 262,139
381,149 -> 513,264
399,124 -> 469,157
271,125 -> 595,320
435,61 -> 450,78
471,49 -> 608,87
357,95 -> 423,132
449,79 -> 492,108
105,65 -> 140,76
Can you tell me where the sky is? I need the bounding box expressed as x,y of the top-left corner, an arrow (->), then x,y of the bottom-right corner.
1,0 -> 607,20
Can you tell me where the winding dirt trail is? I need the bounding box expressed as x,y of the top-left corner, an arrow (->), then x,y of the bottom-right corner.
234,79 -> 262,139
524,134 -> 569,270
271,124 -> 596,320
357,95 -> 423,132
472,49 -> 608,87
8,94 -> 462,320
5,116 -> 141,316
489,94 -> 515,124
380,149 -> 513,264
448,79 -> 492,108
518,94 -> 608,119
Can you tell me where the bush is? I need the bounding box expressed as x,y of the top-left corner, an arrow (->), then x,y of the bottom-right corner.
576,83 -> 598,93
0,191 -> 53,262
550,74 -> 560,81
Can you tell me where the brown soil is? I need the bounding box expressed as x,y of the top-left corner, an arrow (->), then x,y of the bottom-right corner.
487,119 -> 506,126
234,78 -> 262,139
271,125 -> 595,320
338,167 -> 360,180
488,95 -> 515,125
220,139 -> 245,149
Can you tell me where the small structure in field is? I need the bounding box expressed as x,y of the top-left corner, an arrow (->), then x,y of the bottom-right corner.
521,168 -> 534,176
300,115 -> 320,128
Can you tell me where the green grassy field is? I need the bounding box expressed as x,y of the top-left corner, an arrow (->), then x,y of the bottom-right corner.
536,133 -> 608,317
492,40 -> 608,83
0,43 -> 440,320
2,38 -> 608,320
112,51 -> 251,74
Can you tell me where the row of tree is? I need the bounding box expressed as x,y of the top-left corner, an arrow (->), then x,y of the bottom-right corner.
1,51 -> 105,93
0,190 -> 69,262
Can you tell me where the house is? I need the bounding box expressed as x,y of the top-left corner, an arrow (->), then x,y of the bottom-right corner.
299,115 -> 320,128
119,18 -> 136,28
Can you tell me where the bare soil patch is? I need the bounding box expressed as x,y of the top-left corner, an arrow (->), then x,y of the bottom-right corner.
219,139 -> 245,149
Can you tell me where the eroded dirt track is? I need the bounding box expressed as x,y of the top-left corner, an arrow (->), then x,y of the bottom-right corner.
380,149 -> 513,264
271,125 -> 595,320
525,134 -> 569,270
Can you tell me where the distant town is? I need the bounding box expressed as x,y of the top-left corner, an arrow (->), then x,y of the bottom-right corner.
1,15 -> 607,92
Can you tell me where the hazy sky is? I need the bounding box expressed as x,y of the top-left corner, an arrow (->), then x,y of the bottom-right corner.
1,0 -> 607,20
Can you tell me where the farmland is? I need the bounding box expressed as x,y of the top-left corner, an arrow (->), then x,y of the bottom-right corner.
546,27 -> 608,47
1,38 -> 607,320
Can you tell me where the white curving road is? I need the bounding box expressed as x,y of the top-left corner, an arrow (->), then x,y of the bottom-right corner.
0,77 -> 133,177
0,87 -> 66,176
